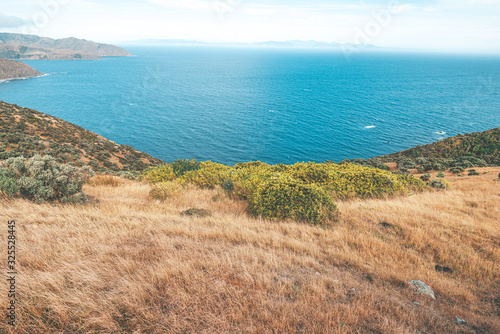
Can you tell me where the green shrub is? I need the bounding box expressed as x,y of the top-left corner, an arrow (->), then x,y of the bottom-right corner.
0,155 -> 93,203
415,157 -> 428,165
429,179 -> 449,190
171,159 -> 201,177
249,175 -> 339,225
437,172 -> 445,178
222,178 -> 234,193
398,160 -> 416,169
450,167 -> 464,174
423,164 -> 433,172
420,173 -> 432,182
468,169 -> 480,176
0,177 -> 20,197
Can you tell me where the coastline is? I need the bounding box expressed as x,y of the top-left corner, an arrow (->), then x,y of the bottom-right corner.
0,72 -> 47,83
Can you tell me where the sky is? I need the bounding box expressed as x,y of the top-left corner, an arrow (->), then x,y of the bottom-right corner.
0,0 -> 499,53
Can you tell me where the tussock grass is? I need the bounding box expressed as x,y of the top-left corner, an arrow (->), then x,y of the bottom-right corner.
88,174 -> 124,188
1,168 -> 499,333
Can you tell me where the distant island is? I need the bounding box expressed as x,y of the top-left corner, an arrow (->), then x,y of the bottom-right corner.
0,32 -> 131,60
0,58 -> 42,81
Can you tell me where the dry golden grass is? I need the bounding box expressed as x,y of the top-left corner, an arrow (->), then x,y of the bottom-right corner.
1,168 -> 499,333
87,175 -> 124,188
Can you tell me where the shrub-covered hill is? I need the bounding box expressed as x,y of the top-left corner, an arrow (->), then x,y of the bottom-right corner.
385,128 -> 500,163
0,101 -> 163,173
344,127 -> 500,172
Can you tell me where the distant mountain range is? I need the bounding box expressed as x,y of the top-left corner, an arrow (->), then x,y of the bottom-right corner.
0,32 -> 131,60
127,39 -> 382,51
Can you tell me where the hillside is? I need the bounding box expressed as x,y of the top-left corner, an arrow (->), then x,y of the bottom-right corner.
0,32 -> 131,60
1,166 -> 498,333
0,58 -> 42,80
385,128 -> 500,164
344,127 -> 500,172
0,101 -> 163,173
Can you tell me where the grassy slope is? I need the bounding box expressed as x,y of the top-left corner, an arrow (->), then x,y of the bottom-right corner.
0,168 -> 499,333
0,101 -> 163,172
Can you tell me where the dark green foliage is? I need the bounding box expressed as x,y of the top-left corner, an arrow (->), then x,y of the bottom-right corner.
437,172 -> 445,178
222,178 -> 234,193
468,169 -> 480,176
0,155 -> 94,203
429,179 -> 449,190
420,173 -> 431,182
181,208 -> 211,217
450,167 -> 464,174
171,159 -> 201,177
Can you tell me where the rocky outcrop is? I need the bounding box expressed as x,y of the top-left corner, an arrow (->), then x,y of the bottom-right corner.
0,33 -> 131,60
0,58 -> 42,81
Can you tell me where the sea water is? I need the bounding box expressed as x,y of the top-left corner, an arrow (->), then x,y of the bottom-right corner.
1,46 -> 499,165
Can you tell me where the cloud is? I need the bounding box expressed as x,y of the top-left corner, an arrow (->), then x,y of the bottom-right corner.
0,12 -> 27,28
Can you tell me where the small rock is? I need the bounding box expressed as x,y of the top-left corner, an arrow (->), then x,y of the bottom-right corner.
455,316 -> 466,325
413,302 -> 419,306
408,280 -> 436,299
363,264 -> 372,269
435,265 -> 453,274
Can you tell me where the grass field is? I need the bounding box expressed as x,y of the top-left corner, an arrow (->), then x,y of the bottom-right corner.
1,168 -> 499,333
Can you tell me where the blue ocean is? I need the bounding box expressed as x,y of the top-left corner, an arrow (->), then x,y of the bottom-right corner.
1,46 -> 499,165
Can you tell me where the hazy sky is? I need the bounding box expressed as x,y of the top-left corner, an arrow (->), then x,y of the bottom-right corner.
1,0 -> 499,53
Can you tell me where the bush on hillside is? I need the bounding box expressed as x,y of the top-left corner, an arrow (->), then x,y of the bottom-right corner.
450,167 -> 464,174
468,169 -> 480,176
420,174 -> 432,182
429,179 -> 449,190
171,159 -> 201,176
0,155 -> 93,203
249,175 -> 339,225
437,172 -> 445,178
143,159 -> 427,225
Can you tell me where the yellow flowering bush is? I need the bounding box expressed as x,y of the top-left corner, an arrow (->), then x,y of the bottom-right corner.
142,159 -> 427,224
249,175 -> 339,225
